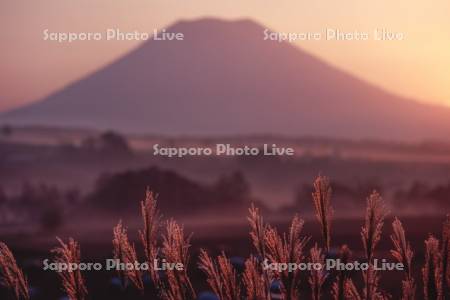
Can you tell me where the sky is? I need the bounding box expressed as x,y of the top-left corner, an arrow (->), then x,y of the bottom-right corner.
1,0 -> 449,112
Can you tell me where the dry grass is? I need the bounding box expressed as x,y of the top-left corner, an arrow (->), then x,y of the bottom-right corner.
198,249 -> 241,300
360,191 -> 389,300
1,175 -> 450,300
441,215 -> 450,299
242,256 -> 270,300
248,203 -> 267,260
390,218 -> 415,300
160,219 -> 196,300
112,220 -> 144,291
264,215 -> 309,299
308,243 -> 326,300
52,238 -> 87,300
139,188 -> 161,285
198,249 -> 225,298
362,266 -> 386,300
0,242 -> 29,300
344,279 -> 362,300
423,235 -> 442,300
332,245 -> 351,300
312,175 -> 333,253
361,191 -> 388,263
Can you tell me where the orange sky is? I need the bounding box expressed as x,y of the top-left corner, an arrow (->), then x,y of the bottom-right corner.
1,0 -> 449,112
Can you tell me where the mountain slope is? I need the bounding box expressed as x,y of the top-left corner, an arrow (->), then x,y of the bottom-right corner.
2,18 -> 450,140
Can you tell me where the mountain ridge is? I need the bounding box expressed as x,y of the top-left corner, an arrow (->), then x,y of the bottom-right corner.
2,17 -> 450,141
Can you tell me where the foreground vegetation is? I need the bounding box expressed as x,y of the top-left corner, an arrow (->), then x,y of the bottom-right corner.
1,175 -> 449,300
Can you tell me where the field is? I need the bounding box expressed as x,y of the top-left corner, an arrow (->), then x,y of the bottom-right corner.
1,127 -> 450,299
0,187 -> 448,300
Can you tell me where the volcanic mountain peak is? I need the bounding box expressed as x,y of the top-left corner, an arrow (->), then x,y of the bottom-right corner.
2,18 -> 450,141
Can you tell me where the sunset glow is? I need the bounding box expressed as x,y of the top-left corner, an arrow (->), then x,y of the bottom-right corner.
1,0 -> 449,111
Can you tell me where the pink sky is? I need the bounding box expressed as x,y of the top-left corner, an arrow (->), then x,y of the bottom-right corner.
1,0 -> 449,112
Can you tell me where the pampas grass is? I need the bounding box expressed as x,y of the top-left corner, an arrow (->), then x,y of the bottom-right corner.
248,203 -> 267,260
198,250 -> 241,300
52,238 -> 88,300
362,266 -> 385,300
309,243 -> 326,300
361,191 -> 388,263
2,176 -> 450,300
332,245 -> 352,300
441,215 -> 450,299
139,189 -> 161,285
247,203 -> 272,298
344,279 -> 362,300
391,218 -> 413,279
361,191 -> 389,300
391,217 -> 415,300
161,219 -> 196,300
197,249 -> 224,299
312,175 -> 333,252
243,256 -> 271,300
0,242 -> 29,300
112,221 -> 144,291
423,235 -> 442,300
264,215 -> 308,299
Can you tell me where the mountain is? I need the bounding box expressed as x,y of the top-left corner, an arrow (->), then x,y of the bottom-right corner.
2,18 -> 450,140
